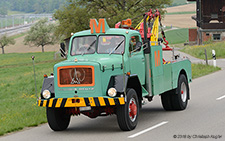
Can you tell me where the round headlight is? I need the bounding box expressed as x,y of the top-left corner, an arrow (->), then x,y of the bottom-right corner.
42,90 -> 51,99
108,88 -> 117,97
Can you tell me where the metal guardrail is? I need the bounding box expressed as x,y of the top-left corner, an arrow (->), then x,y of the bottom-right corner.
0,23 -> 33,36
0,23 -> 32,32
0,14 -> 53,36
0,14 -> 52,30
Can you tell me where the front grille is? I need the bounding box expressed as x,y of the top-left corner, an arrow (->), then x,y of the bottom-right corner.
57,66 -> 94,87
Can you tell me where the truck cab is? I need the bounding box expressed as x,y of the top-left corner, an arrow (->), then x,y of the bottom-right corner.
38,18 -> 192,131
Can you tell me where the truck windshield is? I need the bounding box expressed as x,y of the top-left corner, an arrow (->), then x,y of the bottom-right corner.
71,36 -> 97,56
97,35 -> 125,54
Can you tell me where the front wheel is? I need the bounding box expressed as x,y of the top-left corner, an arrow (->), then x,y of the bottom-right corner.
46,107 -> 71,131
116,88 -> 139,131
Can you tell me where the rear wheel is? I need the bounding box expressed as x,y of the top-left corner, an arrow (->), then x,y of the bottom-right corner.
172,74 -> 189,110
46,107 -> 71,131
116,88 -> 139,131
161,74 -> 189,111
161,90 -> 174,111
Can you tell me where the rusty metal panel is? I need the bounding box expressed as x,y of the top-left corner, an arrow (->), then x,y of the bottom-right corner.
189,29 -> 197,42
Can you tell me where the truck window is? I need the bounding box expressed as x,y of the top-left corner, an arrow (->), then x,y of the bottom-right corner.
71,36 -> 97,56
97,35 -> 125,54
129,36 -> 140,52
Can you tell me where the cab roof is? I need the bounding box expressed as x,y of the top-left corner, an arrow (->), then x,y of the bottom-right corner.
73,28 -> 140,37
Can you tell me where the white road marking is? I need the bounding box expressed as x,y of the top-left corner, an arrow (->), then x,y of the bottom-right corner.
216,95 -> 225,100
128,121 -> 168,138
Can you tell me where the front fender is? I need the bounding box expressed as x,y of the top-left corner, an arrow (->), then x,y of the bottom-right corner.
41,77 -> 54,96
107,74 -> 142,96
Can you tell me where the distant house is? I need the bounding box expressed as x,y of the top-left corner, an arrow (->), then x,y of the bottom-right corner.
188,0 -> 225,44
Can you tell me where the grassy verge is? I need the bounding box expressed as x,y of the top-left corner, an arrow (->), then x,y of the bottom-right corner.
0,52 -> 63,136
181,41 -> 225,59
192,64 -> 221,79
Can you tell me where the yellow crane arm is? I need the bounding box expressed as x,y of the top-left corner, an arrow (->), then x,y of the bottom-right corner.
150,16 -> 159,46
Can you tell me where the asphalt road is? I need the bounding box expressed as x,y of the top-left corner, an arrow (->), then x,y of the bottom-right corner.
1,52 -> 225,141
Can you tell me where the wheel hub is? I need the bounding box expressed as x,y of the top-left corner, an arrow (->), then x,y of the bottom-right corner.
129,98 -> 137,122
181,82 -> 187,102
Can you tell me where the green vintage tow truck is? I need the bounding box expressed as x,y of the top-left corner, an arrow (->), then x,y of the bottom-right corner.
38,10 -> 191,131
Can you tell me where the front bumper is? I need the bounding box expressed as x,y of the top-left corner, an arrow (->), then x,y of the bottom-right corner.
38,97 -> 125,108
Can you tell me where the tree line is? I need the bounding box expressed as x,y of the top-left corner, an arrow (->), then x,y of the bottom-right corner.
0,0 -> 65,15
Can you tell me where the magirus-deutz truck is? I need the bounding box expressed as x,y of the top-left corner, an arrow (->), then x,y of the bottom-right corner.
38,9 -> 192,131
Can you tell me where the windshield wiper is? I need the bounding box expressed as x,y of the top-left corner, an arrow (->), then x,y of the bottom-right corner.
81,40 -> 96,55
109,40 -> 124,55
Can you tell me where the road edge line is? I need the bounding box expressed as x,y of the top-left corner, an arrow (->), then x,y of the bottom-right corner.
128,121 -> 168,138
216,95 -> 225,100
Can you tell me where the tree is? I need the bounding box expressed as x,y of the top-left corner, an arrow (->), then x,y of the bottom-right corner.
0,0 -> 9,15
54,0 -> 172,38
24,18 -> 56,53
53,2 -> 91,39
0,35 -> 15,54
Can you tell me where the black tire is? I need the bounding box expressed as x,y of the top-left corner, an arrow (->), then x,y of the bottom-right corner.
172,74 -> 189,110
116,88 -> 139,131
46,107 -> 71,131
161,90 -> 174,111
161,74 -> 189,111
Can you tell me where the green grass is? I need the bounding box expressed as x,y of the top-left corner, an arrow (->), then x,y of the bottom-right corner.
10,33 -> 27,39
163,28 -> 189,44
192,64 -> 221,79
0,52 -> 58,68
181,41 -> 225,59
0,52 -> 63,136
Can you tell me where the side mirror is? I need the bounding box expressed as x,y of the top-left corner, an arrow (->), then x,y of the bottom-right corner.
134,41 -> 142,51
60,43 -> 66,58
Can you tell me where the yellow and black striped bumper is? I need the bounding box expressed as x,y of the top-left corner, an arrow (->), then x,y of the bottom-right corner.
38,97 -> 125,108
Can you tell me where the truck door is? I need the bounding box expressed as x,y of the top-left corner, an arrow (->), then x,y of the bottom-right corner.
129,35 -> 145,85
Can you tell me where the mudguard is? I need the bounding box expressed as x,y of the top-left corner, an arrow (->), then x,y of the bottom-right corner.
41,77 -> 54,95
107,74 -> 141,95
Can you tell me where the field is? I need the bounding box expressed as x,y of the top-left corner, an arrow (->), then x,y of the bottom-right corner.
162,3 -> 196,28
0,52 -> 63,136
1,34 -> 59,54
163,28 -> 189,44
